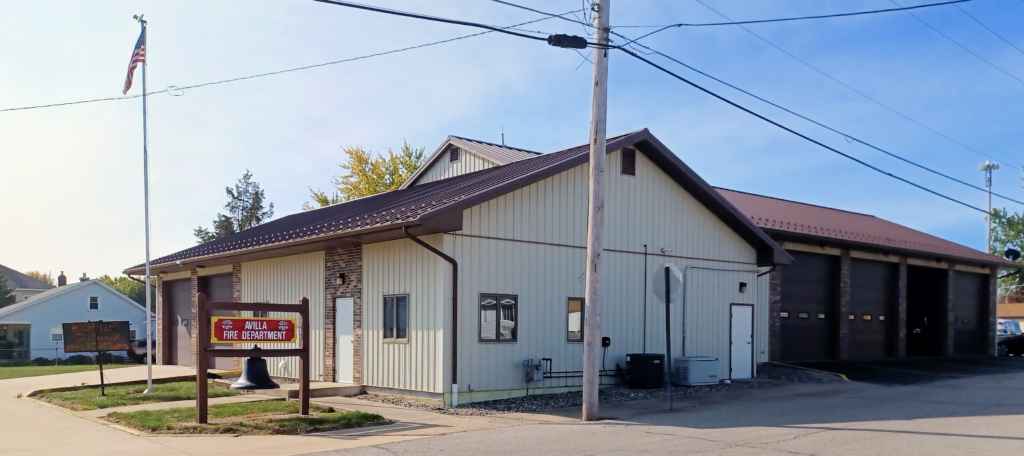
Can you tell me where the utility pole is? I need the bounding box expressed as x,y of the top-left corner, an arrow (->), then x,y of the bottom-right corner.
582,0 -> 610,422
980,161 -> 999,254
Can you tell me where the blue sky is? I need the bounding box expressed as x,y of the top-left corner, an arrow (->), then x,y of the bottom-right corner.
2,0 -> 1023,278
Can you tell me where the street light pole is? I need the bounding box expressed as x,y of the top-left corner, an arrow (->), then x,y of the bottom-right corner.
980,161 -> 999,254
582,0 -> 610,422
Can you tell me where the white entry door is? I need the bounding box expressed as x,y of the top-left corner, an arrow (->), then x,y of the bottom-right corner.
335,297 -> 354,383
730,304 -> 754,379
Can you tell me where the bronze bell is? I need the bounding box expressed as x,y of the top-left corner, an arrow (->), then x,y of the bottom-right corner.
230,346 -> 280,390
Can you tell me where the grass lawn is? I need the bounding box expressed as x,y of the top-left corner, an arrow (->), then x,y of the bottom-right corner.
36,381 -> 242,411
105,400 -> 387,435
0,364 -> 133,381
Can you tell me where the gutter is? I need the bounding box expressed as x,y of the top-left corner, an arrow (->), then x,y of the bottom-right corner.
126,274 -> 155,287
402,226 -> 460,406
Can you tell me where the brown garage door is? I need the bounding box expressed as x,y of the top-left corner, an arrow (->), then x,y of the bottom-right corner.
200,274 -> 235,370
165,279 -> 191,366
954,271 -> 989,356
849,259 -> 897,359
780,251 -> 837,361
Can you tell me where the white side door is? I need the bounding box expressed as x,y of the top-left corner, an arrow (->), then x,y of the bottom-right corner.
731,304 -> 754,379
335,297 -> 354,383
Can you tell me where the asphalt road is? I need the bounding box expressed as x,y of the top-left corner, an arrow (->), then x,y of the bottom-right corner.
305,363 -> 1024,455
791,357 -> 1024,385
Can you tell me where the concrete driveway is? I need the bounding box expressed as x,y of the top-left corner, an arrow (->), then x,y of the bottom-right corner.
305,368 -> 1024,455
791,357 -> 1024,385
0,365 -> 418,456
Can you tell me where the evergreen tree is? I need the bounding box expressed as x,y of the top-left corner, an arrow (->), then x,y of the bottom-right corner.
195,169 -> 274,243
0,272 -> 15,308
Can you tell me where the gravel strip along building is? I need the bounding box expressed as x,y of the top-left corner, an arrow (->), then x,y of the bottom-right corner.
720,189 -> 1020,362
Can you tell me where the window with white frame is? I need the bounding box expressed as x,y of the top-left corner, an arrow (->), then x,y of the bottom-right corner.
50,325 -> 63,342
480,294 -> 517,342
88,296 -> 100,310
567,298 -> 584,342
383,295 -> 408,340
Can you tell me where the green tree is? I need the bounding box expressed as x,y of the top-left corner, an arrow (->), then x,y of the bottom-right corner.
98,275 -> 156,312
195,169 -> 275,243
0,271 -> 15,308
303,141 -> 425,210
991,207 -> 1024,303
24,271 -> 55,286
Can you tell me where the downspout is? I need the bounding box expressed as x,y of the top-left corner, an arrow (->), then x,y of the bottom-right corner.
680,265 -> 760,358
403,227 -> 459,406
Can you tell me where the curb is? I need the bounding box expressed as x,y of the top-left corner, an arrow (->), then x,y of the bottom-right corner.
768,361 -> 850,381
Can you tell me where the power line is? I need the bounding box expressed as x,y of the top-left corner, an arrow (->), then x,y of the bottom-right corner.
618,47 -> 988,214
312,0 -> 550,42
953,3 -> 1024,57
889,0 -> 1024,86
692,0 -> 1015,169
492,0 -> 1024,206
0,13 -> 576,113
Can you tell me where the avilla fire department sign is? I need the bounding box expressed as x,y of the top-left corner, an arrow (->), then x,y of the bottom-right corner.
210,317 -> 296,343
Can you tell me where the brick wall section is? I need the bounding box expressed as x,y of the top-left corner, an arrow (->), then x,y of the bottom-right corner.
768,266 -> 783,361
190,269 -> 199,368
897,257 -> 908,358
324,246 -> 363,384
232,263 -> 242,370
155,276 -> 164,364
837,250 -> 851,360
945,264 -> 956,357
988,267 -> 998,356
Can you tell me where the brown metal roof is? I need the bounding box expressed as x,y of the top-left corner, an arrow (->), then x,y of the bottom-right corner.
125,130 -> 790,274
717,188 -> 1018,268
449,136 -> 540,164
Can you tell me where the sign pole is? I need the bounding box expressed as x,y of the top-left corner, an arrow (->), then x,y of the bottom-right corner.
664,267 -> 672,411
197,293 -> 208,424
94,321 -> 106,396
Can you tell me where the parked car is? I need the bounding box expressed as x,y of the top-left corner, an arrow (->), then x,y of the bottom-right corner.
127,338 -> 155,364
997,319 -> 1023,356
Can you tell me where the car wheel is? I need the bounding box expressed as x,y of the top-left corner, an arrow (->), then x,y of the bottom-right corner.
998,344 -> 1010,357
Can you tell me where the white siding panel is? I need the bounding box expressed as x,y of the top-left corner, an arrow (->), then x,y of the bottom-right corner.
413,148 -> 497,186
197,265 -> 233,276
445,148 -> 762,395
240,252 -> 325,381
363,236 -> 446,393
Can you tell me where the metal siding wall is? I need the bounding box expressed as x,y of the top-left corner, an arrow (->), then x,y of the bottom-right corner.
449,149 -> 760,393
197,265 -> 232,276
240,252 -> 325,381
413,148 -> 497,186
362,236 -> 446,393
161,270 -> 191,281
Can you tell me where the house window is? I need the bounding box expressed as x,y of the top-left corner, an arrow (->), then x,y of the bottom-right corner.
480,294 -> 517,342
567,298 -> 584,342
621,148 -> 636,176
449,147 -> 460,162
88,296 -> 100,310
253,311 -> 269,318
130,329 -> 138,340
50,325 -> 63,342
383,295 -> 408,340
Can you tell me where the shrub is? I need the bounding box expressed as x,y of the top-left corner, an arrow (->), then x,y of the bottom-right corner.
31,357 -> 53,366
65,355 -> 94,365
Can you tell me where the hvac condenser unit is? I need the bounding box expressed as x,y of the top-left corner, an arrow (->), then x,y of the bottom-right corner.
624,353 -> 665,389
673,356 -> 720,386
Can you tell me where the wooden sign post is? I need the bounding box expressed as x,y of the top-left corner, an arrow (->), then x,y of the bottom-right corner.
195,293 -> 310,424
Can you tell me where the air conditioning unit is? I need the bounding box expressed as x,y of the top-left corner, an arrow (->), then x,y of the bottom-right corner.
623,353 -> 665,389
673,356 -> 720,386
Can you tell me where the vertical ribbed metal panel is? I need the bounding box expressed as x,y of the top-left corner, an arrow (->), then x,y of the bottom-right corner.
446,149 -> 761,394
413,148 -> 497,186
240,251 -> 325,381
197,265 -> 233,276
363,236 -> 446,393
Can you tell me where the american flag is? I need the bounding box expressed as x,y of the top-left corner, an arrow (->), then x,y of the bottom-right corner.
122,27 -> 146,95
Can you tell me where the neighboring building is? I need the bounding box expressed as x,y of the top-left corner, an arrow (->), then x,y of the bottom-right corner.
0,264 -> 55,303
0,278 -> 154,360
127,129 -> 791,404
998,303 -> 1024,322
720,189 -> 1020,361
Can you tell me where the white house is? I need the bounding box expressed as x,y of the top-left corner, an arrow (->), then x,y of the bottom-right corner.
0,279 -> 154,360
0,264 -> 55,303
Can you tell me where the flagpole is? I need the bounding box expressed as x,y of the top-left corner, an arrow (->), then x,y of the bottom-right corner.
135,14 -> 154,395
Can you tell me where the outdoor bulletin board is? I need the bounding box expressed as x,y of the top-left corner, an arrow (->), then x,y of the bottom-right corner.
62,321 -> 131,353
